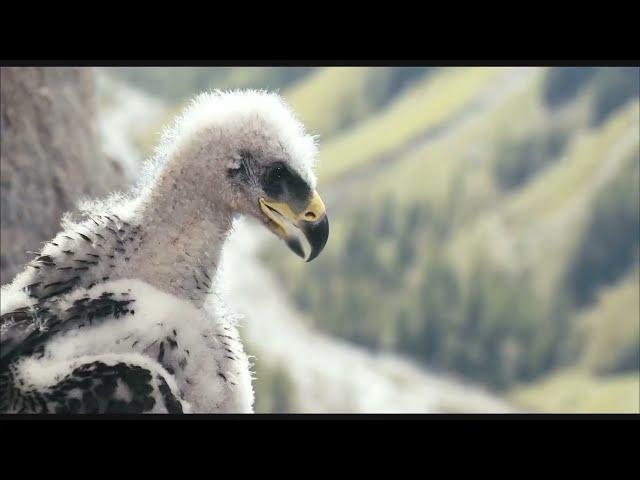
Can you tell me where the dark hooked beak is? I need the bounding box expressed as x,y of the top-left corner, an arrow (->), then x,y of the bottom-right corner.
297,213 -> 329,262
259,191 -> 330,262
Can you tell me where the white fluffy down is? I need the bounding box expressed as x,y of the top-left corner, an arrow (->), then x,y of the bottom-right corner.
2,89 -> 322,413
14,279 -> 254,413
146,89 -> 319,190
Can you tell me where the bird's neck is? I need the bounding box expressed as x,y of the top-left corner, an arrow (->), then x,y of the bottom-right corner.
125,181 -> 234,308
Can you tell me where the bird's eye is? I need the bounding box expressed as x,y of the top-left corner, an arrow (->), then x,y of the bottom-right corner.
266,164 -> 285,184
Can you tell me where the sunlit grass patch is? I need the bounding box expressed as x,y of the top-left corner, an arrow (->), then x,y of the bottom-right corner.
317,67 -> 505,182
509,368 -> 640,413
578,267 -> 640,374
366,67 -> 547,207
285,67 -> 390,138
506,99 -> 640,226
447,99 -> 640,299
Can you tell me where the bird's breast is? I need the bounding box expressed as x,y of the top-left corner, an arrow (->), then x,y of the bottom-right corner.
21,278 -> 253,413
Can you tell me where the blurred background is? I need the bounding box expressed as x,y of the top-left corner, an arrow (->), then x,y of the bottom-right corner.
1,66 -> 638,413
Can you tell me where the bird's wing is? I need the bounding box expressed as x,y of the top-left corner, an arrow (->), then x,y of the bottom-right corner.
1,353 -> 188,414
0,306 -> 35,363
1,282 -> 190,414
1,290 -> 135,367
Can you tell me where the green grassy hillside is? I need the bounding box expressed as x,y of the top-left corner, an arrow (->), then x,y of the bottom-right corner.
263,67 -> 640,402
449,100 -> 639,301
578,266 -> 639,375
316,67 -> 505,182
285,67 -> 432,139
509,369 -> 639,413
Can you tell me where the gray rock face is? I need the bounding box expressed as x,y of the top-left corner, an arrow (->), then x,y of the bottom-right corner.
1,67 -> 124,283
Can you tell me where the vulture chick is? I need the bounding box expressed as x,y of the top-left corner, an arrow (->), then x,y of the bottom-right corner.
0,90 -> 329,413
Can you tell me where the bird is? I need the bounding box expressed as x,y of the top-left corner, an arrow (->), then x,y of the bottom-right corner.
0,90 -> 329,414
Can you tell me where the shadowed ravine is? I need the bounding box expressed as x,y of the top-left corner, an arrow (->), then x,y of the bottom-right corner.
97,71 -> 517,413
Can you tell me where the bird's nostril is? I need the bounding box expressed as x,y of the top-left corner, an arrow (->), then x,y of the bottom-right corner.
305,211 -> 317,221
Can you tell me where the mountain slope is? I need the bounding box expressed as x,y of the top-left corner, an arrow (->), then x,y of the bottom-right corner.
316,67 -> 506,182
284,67 -> 432,139
264,66 -> 640,406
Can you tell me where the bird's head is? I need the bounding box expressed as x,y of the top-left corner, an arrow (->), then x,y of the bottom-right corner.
153,90 -> 329,262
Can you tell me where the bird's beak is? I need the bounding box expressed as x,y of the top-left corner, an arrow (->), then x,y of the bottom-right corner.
259,191 -> 329,262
